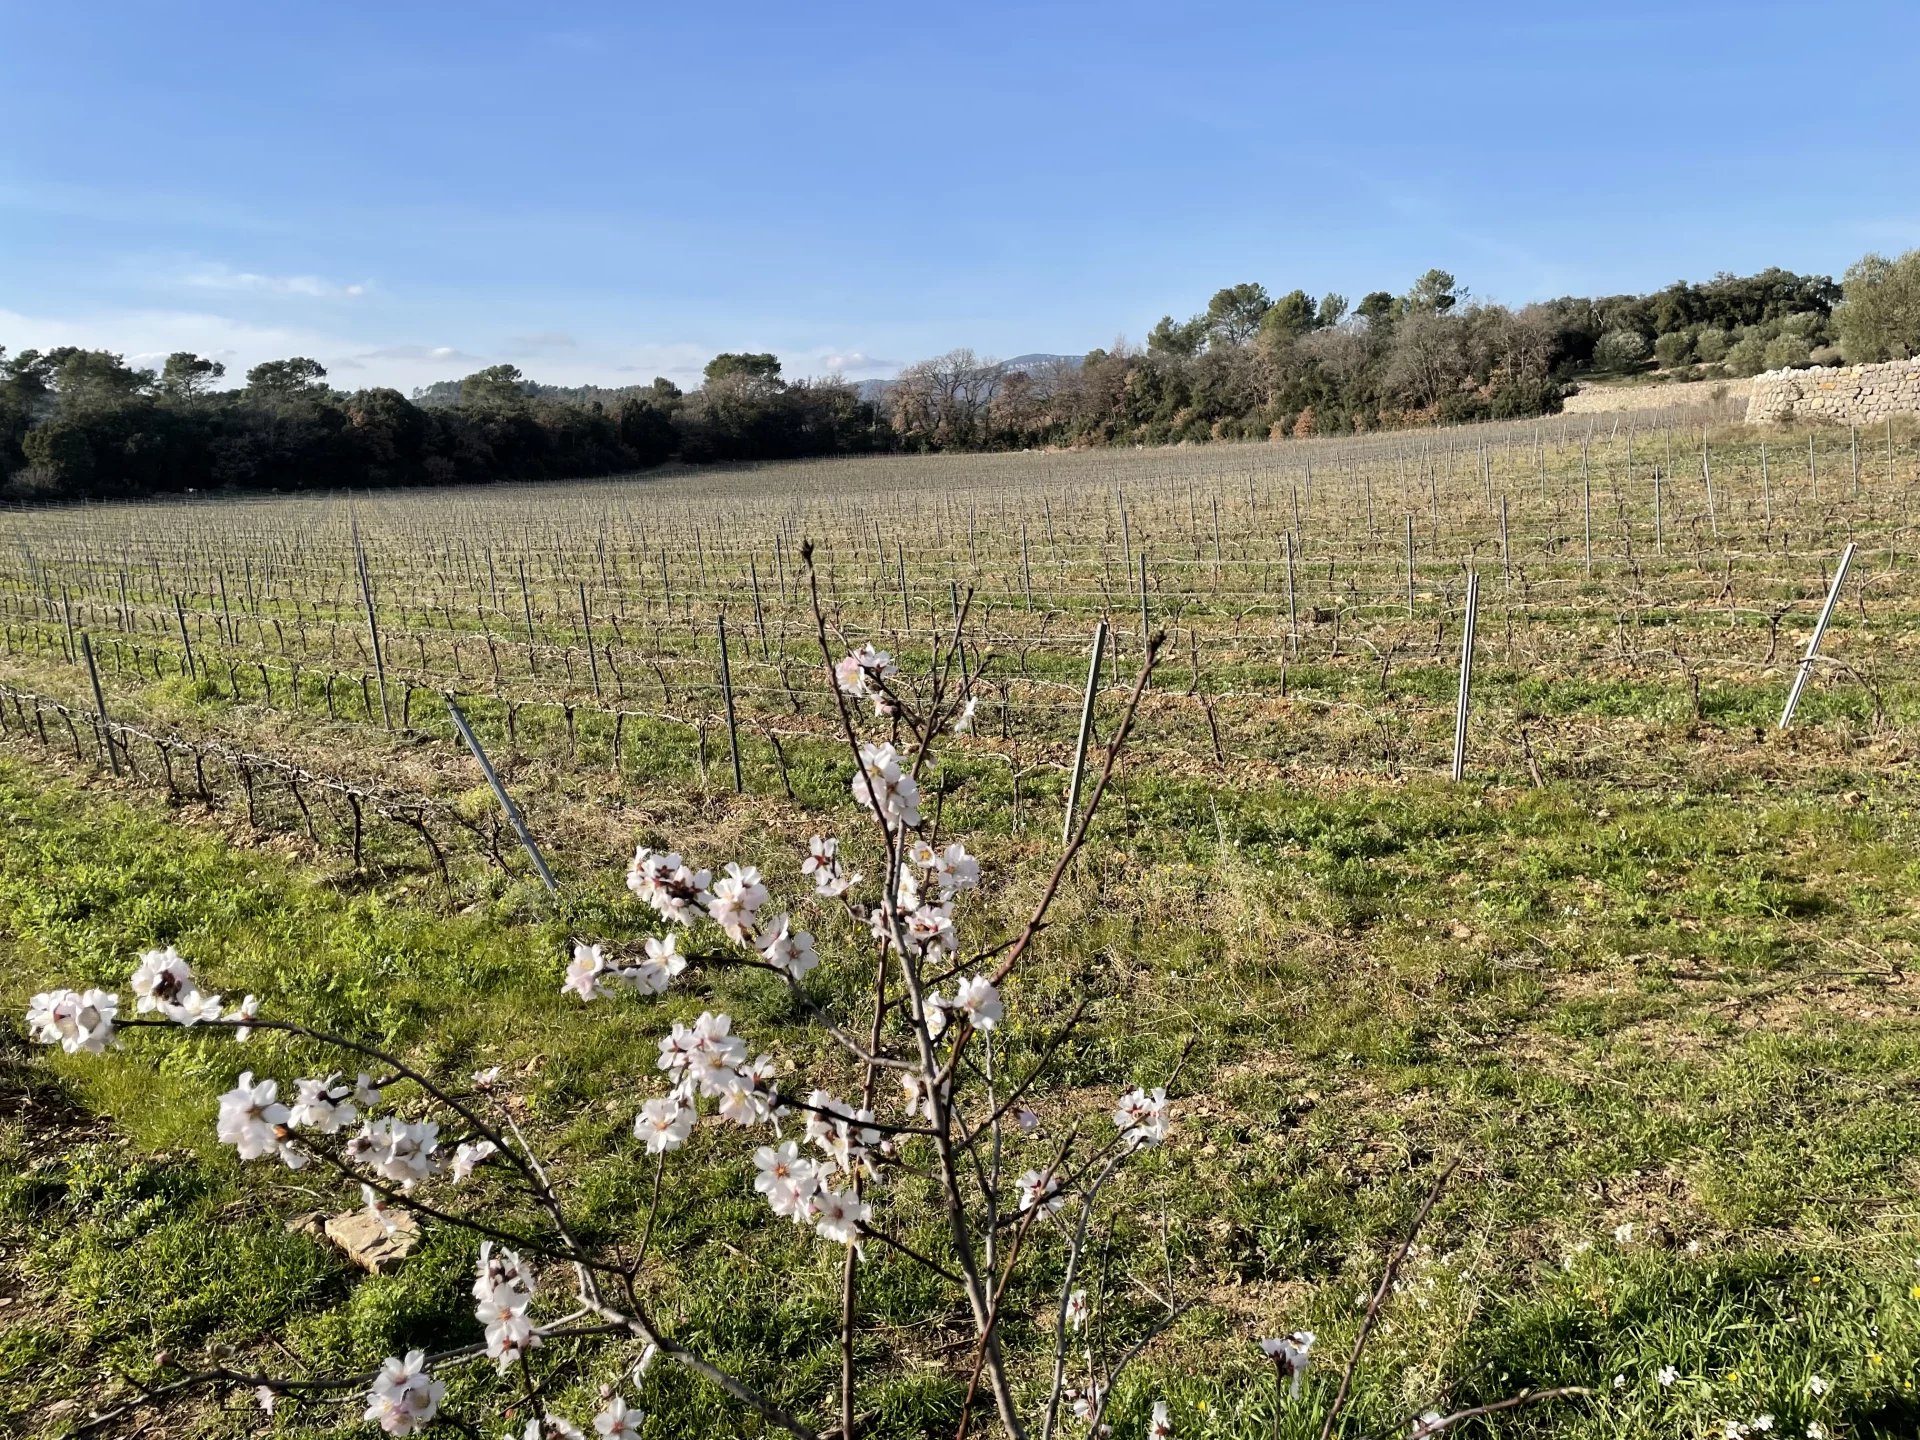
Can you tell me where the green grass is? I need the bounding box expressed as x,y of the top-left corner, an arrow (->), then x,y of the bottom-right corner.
5,739 -> 1920,1439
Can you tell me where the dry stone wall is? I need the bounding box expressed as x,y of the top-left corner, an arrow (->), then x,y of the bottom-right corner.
1745,358 -> 1920,425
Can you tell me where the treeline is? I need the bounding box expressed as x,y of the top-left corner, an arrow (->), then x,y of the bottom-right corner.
0,351 -> 884,502
886,265 -> 1864,448
6,252 -> 1918,502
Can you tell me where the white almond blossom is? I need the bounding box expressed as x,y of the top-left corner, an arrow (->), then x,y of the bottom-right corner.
812,1185 -> 871,1244
756,914 -> 820,980
25,988 -> 118,1054
350,1116 -> 442,1187
129,948 -> 223,1026
361,1183 -> 402,1236
1113,1086 -> 1171,1148
621,934 -> 686,995
233,994 -> 260,1041
362,1350 -> 444,1435
1067,1381 -> 1106,1426
635,1096 -> 694,1153
288,1073 -> 359,1134
1016,1169 -> 1064,1216
593,1397 -> 643,1440
753,1142 -> 821,1223
708,862 -> 770,943
931,841 -> 980,897
851,742 -> 921,830
217,1071 -> 304,1167
953,975 -> 1003,1031
564,943 -> 615,1002
803,835 -> 858,898
451,1140 -> 497,1182
1259,1331 -> 1315,1398
626,848 -> 712,926
1149,1400 -> 1173,1438
834,645 -> 897,705
1065,1288 -> 1089,1330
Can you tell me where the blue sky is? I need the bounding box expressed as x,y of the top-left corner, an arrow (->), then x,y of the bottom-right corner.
3,0 -> 1917,393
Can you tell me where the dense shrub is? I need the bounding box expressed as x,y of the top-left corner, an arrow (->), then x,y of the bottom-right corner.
1653,332 -> 1694,369
1593,329 -> 1650,372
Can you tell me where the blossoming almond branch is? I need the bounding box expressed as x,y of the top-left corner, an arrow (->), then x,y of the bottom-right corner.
24,567 -> 1199,1440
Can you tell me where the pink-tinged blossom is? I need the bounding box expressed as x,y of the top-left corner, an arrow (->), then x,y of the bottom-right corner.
25,988 -> 118,1054
564,943 -> 615,1001
621,934 -> 686,995
217,1071 -> 304,1167
288,1073 -> 359,1134
753,1142 -> 821,1222
851,742 -> 921,830
635,1096 -> 694,1153
834,645 -> 897,703
1065,1288 -> 1090,1330
626,848 -> 712,926
362,1351 -> 444,1435
1113,1087 -> 1171,1148
803,834 -> 859,898
1016,1169 -> 1065,1216
708,862 -> 769,943
812,1185 -> 871,1244
757,914 -> 820,980
593,1397 -> 643,1440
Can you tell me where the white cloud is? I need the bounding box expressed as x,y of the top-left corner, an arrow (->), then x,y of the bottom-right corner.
183,263 -> 369,299
819,350 -> 897,374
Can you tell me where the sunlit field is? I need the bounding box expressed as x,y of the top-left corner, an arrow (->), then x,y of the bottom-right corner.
6,405 -> 1920,1440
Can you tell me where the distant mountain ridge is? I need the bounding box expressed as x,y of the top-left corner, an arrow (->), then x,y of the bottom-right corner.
852,352 -> 1082,404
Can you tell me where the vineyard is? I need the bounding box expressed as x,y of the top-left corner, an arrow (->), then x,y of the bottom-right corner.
0,401 -> 1914,885
8,407 -> 1920,1440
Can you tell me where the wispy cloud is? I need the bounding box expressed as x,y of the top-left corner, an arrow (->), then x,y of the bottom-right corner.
184,263 -> 369,299
354,343 -> 481,364
507,331 -> 578,350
